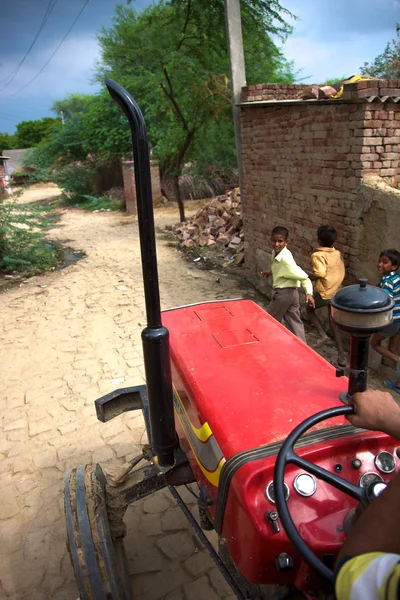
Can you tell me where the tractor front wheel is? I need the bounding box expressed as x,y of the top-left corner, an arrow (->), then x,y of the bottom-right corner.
65,463 -> 131,600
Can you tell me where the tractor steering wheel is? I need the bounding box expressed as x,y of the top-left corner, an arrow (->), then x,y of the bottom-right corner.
273,405 -> 367,583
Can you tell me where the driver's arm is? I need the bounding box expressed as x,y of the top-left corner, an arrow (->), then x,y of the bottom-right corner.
335,390 -> 400,600
346,389 -> 400,439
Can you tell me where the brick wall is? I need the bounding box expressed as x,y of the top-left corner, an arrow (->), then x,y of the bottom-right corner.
122,160 -> 136,214
240,81 -> 400,291
242,83 -> 309,102
122,159 -> 162,215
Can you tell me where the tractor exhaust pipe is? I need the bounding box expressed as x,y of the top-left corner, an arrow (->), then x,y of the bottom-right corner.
106,78 -> 176,468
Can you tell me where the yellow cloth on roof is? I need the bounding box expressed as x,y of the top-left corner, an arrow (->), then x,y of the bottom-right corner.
331,74 -> 373,99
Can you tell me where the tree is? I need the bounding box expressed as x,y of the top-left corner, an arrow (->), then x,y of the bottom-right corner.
321,76 -> 348,86
97,1 -> 294,221
360,24 -> 400,80
27,91 -> 131,202
16,117 -> 61,148
0,132 -> 18,154
51,94 -> 93,122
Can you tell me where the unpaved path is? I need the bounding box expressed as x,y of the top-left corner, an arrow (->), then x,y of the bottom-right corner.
17,182 -> 63,204
0,188 -> 391,599
0,192 -> 248,600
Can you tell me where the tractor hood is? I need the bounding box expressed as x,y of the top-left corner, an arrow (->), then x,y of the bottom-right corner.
162,299 -> 349,461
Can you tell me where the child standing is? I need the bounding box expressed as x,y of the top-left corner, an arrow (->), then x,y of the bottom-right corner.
307,225 -> 346,366
261,226 -> 314,343
371,249 -> 400,393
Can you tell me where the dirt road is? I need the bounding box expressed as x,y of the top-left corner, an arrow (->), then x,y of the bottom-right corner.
0,188 -> 390,599
0,190 -> 255,600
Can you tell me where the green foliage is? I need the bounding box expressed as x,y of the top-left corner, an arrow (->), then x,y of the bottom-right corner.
27,91 -> 130,203
55,164 -> 99,204
96,0 -> 294,218
80,195 -> 121,211
321,76 -> 347,87
0,132 -> 18,154
169,0 -> 293,41
16,117 -> 61,148
0,194 -> 58,272
361,24 -> 400,79
28,1 -> 295,218
51,94 -> 92,121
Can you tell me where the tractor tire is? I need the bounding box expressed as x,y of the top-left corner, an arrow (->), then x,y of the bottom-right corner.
65,463 -> 131,600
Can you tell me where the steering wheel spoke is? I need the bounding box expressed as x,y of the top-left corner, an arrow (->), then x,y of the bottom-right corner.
288,450 -> 365,502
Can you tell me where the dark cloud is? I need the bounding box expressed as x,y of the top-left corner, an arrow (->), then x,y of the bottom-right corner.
0,0 -> 398,132
0,0 -> 151,132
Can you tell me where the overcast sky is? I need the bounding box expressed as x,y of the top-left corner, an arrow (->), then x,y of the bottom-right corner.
0,0 -> 398,134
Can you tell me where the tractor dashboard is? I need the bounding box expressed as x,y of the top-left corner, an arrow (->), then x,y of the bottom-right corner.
224,427 -> 399,587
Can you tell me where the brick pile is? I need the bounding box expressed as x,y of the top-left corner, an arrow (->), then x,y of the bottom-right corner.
169,188 -> 245,264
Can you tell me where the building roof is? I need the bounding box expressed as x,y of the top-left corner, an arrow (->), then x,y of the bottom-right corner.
2,149 -> 31,174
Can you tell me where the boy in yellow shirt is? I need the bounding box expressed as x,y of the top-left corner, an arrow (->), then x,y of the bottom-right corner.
307,225 -> 346,366
261,226 -> 314,343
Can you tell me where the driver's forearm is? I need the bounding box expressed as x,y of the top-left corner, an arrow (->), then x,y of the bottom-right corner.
337,471 -> 400,564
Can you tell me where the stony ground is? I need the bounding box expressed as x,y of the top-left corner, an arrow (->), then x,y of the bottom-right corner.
0,187 -> 394,600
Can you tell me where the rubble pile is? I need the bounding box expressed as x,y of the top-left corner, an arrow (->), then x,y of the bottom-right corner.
170,188 -> 245,265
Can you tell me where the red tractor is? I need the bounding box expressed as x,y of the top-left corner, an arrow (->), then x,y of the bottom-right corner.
64,80 -> 398,600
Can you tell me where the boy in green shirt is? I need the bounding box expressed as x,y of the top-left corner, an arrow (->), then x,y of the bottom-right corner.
261,226 -> 314,343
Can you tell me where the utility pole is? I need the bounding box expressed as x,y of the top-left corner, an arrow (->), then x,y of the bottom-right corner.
60,110 -> 65,126
224,0 -> 246,203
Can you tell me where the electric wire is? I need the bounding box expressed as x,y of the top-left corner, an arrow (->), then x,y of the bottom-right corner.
0,110 -> 20,121
0,114 -> 19,123
5,0 -> 90,99
0,0 -> 58,90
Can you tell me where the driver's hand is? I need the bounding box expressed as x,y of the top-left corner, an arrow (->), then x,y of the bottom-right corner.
347,389 -> 400,436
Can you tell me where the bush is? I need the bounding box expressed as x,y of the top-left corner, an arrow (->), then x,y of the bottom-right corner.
0,194 -> 58,273
56,163 -> 99,205
80,195 -> 120,211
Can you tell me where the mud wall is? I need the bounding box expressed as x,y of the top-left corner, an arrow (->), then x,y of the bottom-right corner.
122,158 -> 162,214
358,175 -> 400,284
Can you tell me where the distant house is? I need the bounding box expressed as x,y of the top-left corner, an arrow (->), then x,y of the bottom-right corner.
5,148 -> 32,175
0,155 -> 11,195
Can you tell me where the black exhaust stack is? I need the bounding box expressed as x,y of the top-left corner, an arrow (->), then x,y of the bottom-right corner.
106,78 -> 176,468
